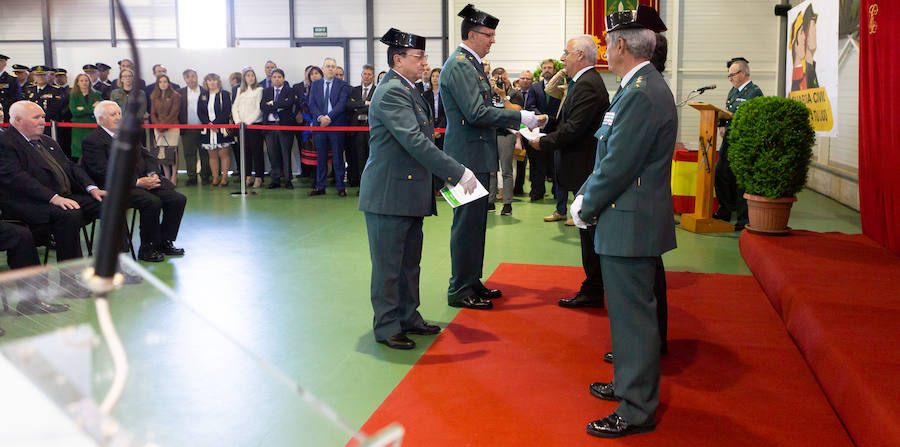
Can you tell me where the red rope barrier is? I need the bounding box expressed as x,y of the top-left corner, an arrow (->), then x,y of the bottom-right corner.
0,121 -> 447,133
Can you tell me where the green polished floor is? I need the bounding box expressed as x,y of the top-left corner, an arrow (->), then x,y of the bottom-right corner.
0,179 -> 861,445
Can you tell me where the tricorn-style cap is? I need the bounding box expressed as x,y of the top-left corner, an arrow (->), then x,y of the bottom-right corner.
380,28 -> 426,50
458,4 -> 499,30
606,5 -> 667,33
96,62 -> 111,71
726,57 -> 749,68
30,65 -> 49,74
12,64 -> 28,72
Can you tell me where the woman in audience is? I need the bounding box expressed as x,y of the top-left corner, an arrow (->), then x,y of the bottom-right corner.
376,71 -> 387,84
109,68 -> 147,122
199,73 -> 234,187
149,74 -> 182,185
69,73 -> 103,160
299,66 -> 323,177
232,67 -> 265,188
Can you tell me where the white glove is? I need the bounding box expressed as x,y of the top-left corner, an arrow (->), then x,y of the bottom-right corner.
459,168 -> 477,194
519,110 -> 539,129
570,195 -> 589,229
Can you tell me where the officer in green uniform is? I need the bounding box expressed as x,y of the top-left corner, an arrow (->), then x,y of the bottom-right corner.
440,4 -> 544,310
713,57 -> 764,230
0,55 -> 21,123
360,28 -> 478,350
12,64 -> 31,91
23,66 -> 64,125
571,6 -> 674,438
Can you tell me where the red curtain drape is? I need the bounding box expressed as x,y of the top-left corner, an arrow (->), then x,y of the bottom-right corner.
859,1 -> 900,255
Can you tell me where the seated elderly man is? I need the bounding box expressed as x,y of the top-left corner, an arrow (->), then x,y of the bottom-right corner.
0,101 -> 105,262
81,100 -> 186,262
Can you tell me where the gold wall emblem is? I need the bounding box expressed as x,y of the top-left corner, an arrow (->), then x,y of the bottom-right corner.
869,3 -> 879,35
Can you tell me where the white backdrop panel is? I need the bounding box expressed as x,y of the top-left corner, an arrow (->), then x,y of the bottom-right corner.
55,47 -> 344,87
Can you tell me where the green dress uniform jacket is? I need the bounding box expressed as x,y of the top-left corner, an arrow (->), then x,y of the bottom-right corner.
359,69 -> 465,340
439,46 -> 521,173
68,89 -> 103,159
439,45 -> 522,302
577,63 -> 678,425
359,70 -> 465,216
717,81 -> 764,129
578,64 -> 677,257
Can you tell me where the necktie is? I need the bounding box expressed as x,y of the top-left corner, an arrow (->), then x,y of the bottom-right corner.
363,86 -> 368,99
325,81 -> 332,113
30,140 -> 71,196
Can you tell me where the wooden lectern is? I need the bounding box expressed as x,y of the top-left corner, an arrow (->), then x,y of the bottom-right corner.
680,103 -> 734,233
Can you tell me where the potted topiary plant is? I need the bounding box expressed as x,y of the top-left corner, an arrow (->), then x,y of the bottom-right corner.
727,96 -> 815,234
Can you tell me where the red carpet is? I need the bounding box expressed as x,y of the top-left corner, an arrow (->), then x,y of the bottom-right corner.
354,264 -> 851,446
741,231 -> 900,447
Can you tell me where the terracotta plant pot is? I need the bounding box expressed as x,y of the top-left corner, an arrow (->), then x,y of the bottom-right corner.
743,193 -> 797,235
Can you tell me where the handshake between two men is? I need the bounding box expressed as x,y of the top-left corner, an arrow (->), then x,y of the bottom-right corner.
450,112 -> 547,195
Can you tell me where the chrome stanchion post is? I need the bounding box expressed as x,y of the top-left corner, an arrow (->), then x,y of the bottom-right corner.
240,123 -> 246,196
51,120 -> 57,141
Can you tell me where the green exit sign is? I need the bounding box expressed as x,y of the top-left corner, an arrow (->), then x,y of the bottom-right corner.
313,26 -> 327,37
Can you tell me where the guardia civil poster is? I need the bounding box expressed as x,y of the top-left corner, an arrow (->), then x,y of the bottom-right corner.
786,0 -> 839,137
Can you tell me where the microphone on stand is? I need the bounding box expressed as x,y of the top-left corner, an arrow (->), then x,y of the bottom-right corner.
695,84 -> 717,93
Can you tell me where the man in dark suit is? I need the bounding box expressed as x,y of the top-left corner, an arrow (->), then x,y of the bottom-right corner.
572,7 -> 674,438
0,101 -> 106,262
530,35 -> 610,310
81,101 -> 186,262
259,68 -> 297,189
440,4 -> 545,310
258,61 -> 278,90
360,28 -> 477,350
345,64 -> 376,188
179,69 -> 211,185
0,55 -> 21,123
525,59 -> 562,202
308,57 -> 349,196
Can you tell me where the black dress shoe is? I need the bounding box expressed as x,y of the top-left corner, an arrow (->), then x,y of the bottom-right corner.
500,203 -> 512,215
558,292 -> 604,308
713,209 -> 731,221
603,352 -> 614,364
474,287 -> 502,300
589,382 -> 619,401
284,181 -> 294,190
159,241 -> 185,256
377,333 -> 416,350
405,323 -> 441,335
17,298 -> 70,315
185,178 -> 198,186
337,189 -> 347,197
266,183 -> 281,189
487,203 -> 496,212
138,246 -> 165,262
586,413 -> 655,438
308,189 -> 325,196
734,221 -> 747,231
449,295 -> 493,310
